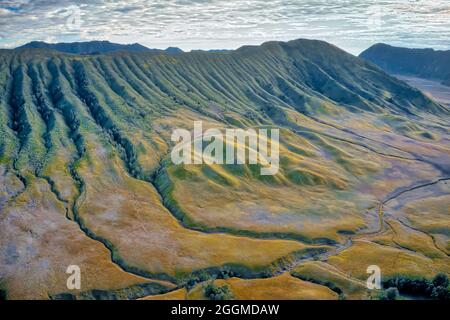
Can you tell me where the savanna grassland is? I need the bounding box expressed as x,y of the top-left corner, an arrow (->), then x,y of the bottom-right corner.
0,39 -> 449,300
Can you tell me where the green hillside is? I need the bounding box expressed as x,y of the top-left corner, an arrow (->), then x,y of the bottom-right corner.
0,39 -> 449,300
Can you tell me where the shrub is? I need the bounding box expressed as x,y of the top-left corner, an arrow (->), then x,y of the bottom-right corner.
432,273 -> 449,288
385,287 -> 399,300
0,289 -> 6,300
184,271 -> 211,289
431,286 -> 450,300
383,274 -> 450,300
204,281 -> 234,300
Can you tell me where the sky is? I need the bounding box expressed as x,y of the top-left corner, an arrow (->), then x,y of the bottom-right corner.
1,0 -> 450,55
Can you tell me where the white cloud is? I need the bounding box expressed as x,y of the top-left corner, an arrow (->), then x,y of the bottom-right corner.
0,0 -> 449,53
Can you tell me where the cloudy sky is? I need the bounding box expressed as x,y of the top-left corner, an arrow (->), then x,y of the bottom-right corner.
1,0 -> 450,54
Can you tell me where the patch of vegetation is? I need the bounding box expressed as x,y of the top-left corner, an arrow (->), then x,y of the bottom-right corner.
291,273 -> 345,299
383,273 -> 450,300
180,265 -> 259,290
0,289 -> 7,300
51,282 -> 170,300
377,287 -> 400,300
204,281 -> 234,300
183,271 -> 212,290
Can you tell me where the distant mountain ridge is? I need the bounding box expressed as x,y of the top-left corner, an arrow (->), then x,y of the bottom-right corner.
16,40 -> 184,55
360,43 -> 450,86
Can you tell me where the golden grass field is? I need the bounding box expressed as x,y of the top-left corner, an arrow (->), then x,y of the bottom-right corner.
187,273 -> 338,300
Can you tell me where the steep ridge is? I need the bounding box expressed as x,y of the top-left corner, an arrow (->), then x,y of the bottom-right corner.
17,40 -> 183,55
360,43 -> 450,87
18,40 -> 152,54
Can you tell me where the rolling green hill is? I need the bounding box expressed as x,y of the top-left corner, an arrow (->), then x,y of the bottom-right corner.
0,39 -> 449,300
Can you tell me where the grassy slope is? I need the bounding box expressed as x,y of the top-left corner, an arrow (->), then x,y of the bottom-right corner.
0,39 -> 449,299
187,273 -> 338,300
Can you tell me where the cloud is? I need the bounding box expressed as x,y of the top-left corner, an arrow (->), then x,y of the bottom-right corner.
0,0 -> 449,53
